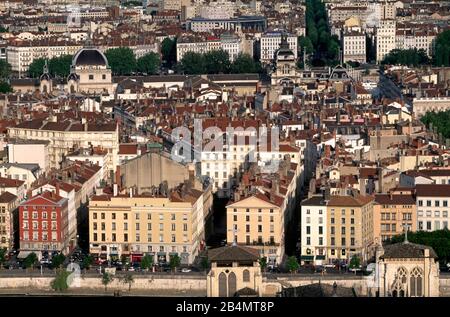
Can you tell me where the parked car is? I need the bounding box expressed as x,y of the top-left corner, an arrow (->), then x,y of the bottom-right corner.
181,268 -> 191,273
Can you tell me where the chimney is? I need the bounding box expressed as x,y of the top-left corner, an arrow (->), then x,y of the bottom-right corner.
389,190 -> 393,200
55,182 -> 60,198
129,187 -> 133,198
113,183 -> 118,197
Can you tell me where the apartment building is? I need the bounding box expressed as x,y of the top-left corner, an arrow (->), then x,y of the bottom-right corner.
7,119 -> 119,174
395,29 -> 436,57
189,16 -> 267,33
19,191 -> 71,255
7,40 -> 82,74
342,29 -> 366,64
300,196 -> 327,265
225,159 -> 303,265
373,192 -> 416,243
88,181 -> 212,264
260,31 -> 297,64
376,20 -> 396,63
177,33 -> 243,62
416,184 -> 450,232
326,194 -> 374,263
0,192 -> 19,251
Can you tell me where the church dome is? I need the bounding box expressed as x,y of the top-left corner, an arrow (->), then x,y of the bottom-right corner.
72,48 -> 109,67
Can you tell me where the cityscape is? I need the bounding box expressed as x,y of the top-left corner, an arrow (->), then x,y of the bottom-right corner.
0,0 -> 448,299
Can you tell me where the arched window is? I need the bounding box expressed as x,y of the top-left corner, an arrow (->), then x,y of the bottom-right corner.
410,267 -> 423,297
243,269 -> 250,282
218,272 -> 227,297
70,85 -> 75,94
391,267 -> 408,297
228,272 -> 237,297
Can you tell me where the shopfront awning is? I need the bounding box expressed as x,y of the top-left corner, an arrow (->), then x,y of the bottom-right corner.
300,255 -> 314,261
17,251 -> 33,259
157,252 -> 166,256
315,255 -> 326,260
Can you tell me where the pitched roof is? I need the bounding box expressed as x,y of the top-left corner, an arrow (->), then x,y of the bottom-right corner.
374,194 -> 416,205
0,191 -> 17,204
327,194 -> 374,207
416,184 -> 450,197
381,242 -> 438,259
207,245 -> 259,263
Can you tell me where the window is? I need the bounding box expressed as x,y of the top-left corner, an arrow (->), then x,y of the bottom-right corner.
159,223 -> 163,231
101,233 -> 105,242
124,233 -> 128,242
306,217 -> 310,224
124,213 -> 128,220
306,237 -> 311,245
171,214 -> 176,221
42,212 -> 47,219
418,200 -> 423,207
435,211 -> 440,217
171,223 -> 176,231
427,221 -> 432,230
435,200 -> 440,207
183,224 -> 188,231
135,223 -> 140,230
331,237 -> 335,246
427,200 -> 431,207
258,225 -> 262,233
89,74 -> 94,80
147,214 -> 151,220
159,214 -> 164,220
124,223 -> 128,230
101,223 -> 105,230
319,237 -> 323,245
171,234 -> 176,243
410,267 -> 423,297
93,233 -> 97,241
331,226 -> 335,234
341,227 -> 346,235
306,226 -> 310,235
112,233 -> 116,242
318,226 -> 323,235
112,213 -> 116,220
341,238 -> 346,245
444,201 -> 448,207
243,269 -> 250,282
341,218 -> 345,224
32,212 -> 38,219
102,74 -> 106,80
331,218 -> 335,224
350,218 -> 354,224
101,213 -> 105,220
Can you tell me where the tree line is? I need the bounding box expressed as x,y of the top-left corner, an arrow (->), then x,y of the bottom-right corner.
381,48 -> 430,67
420,110 -> 450,140
28,48 -> 161,78
179,50 -> 262,75
301,0 -> 340,67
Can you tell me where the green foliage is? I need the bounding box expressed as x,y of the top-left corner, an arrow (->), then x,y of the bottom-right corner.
51,269 -> 70,291
179,52 -> 206,74
434,30 -> 450,67
0,247 -> 6,265
169,254 -> 181,271
200,257 -> 209,271
286,256 -> 299,273
382,48 -> 430,67
121,273 -> 134,291
101,272 -> 114,291
137,52 -> 160,75
51,254 -> 66,269
0,26 -> 7,33
140,254 -> 153,270
82,255 -> 93,270
387,229 -> 450,263
105,47 -> 137,75
28,55 -> 72,78
161,37 -> 177,66
349,255 -> 361,269
0,60 -> 11,79
28,58 -> 46,78
259,256 -> 267,271
48,55 -> 72,77
23,252 -> 38,269
420,110 -> 450,139
230,53 -> 261,73
304,0 -> 340,66
0,82 -> 12,93
203,50 -> 231,74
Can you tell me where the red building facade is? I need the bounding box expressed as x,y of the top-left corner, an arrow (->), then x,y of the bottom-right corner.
19,191 -> 69,254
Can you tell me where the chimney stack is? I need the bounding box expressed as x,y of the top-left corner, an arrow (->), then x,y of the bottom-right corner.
113,183 -> 118,197
55,182 -> 60,198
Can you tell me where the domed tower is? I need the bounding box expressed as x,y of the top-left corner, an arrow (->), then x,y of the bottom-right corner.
67,46 -> 113,95
270,32 -> 300,86
39,60 -> 53,94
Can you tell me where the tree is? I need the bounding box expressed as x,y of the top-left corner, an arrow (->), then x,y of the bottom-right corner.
286,256 -> 299,273
200,257 -> 209,272
259,256 -> 267,272
434,30 -> 450,67
48,55 -> 72,77
0,247 -> 6,268
82,255 -> 93,270
203,50 -> 231,74
421,110 -> 450,139
137,52 -> 161,75
230,53 -> 260,73
169,254 -> 181,272
101,272 -> 114,292
51,269 -> 70,292
140,254 -> 153,270
179,52 -> 205,75
23,252 -> 38,269
51,254 -> 66,269
0,60 -> 11,80
105,47 -> 137,75
161,37 -> 177,67
298,36 -> 314,55
121,273 -> 134,292
28,58 -> 46,78
0,82 -> 12,93
349,255 -> 361,274
0,26 -> 8,33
